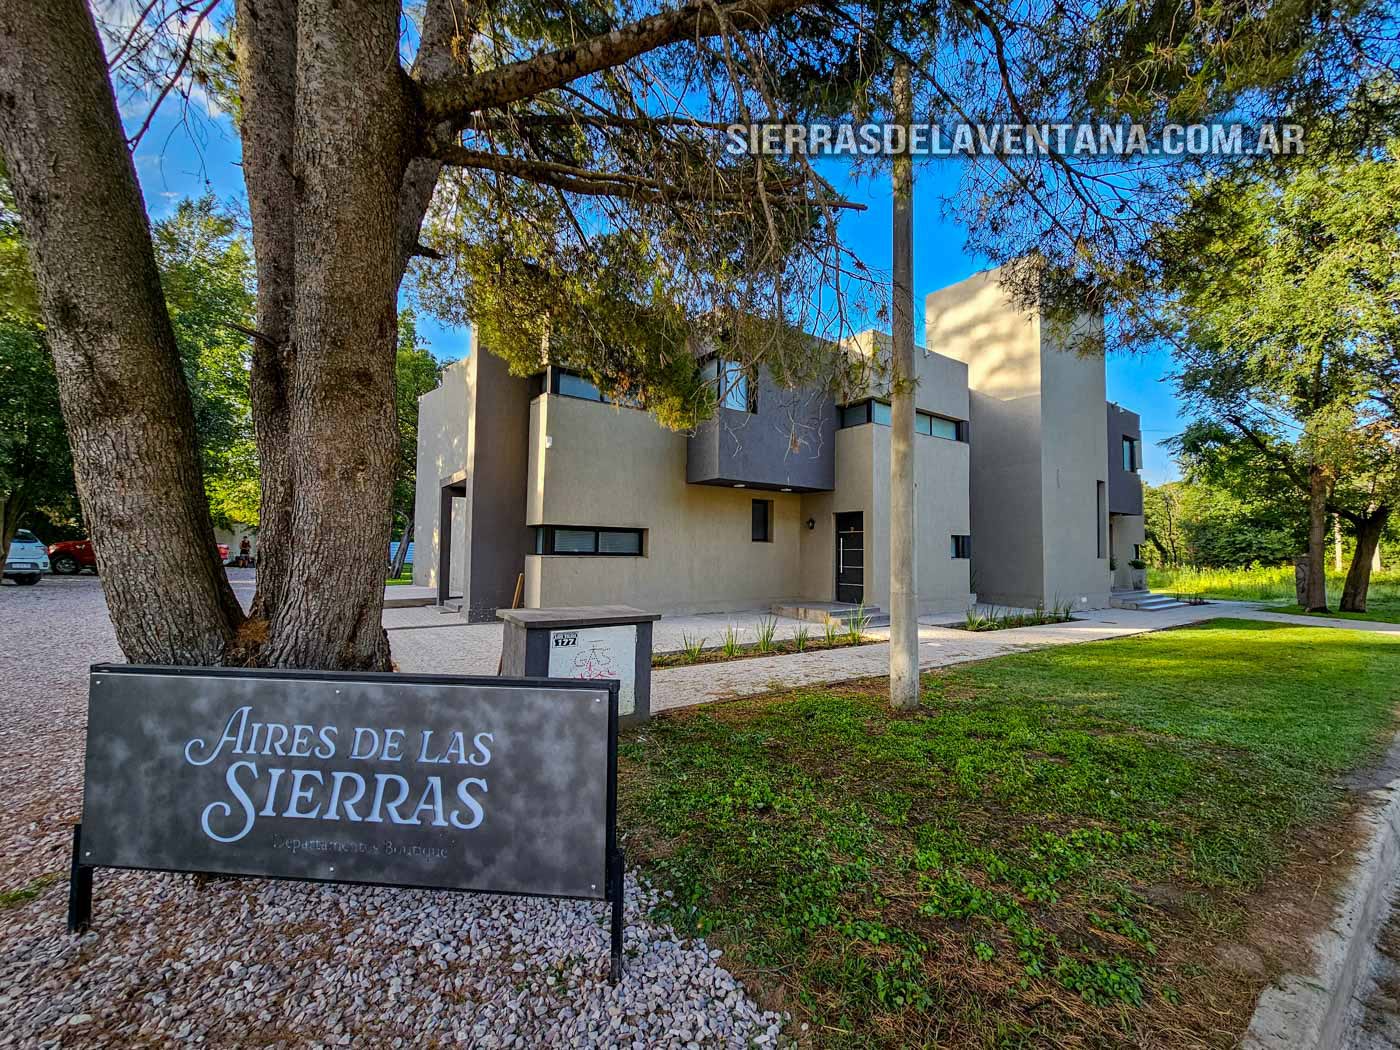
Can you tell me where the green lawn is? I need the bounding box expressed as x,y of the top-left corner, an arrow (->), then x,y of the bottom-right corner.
619,620 -> 1400,1048
1149,563 -> 1400,605
1274,601 -> 1400,624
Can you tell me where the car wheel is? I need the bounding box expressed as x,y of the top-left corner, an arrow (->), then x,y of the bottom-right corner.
14,574 -> 40,586
51,554 -> 80,574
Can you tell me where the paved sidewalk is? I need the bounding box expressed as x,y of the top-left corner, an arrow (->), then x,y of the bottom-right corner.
387,600 -> 1398,713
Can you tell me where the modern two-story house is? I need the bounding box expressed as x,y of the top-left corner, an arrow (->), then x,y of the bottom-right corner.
925,267 -> 1146,611
414,269 -> 1144,621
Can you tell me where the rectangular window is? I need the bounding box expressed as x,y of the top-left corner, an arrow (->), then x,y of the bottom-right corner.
840,402 -> 871,427
751,499 -> 773,542
718,360 -> 756,413
928,414 -> 959,440
1121,435 -> 1140,472
1096,481 -> 1107,558
838,399 -> 967,441
951,534 -> 971,559
598,530 -> 643,555
535,526 -> 645,556
555,370 -> 605,402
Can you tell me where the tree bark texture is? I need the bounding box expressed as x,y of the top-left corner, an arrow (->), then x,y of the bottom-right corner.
1304,463 -> 1330,612
888,60 -> 919,713
235,0 -> 299,625
263,0 -> 413,668
3,0 -> 814,670
0,0 -> 243,662
1340,506 -> 1390,612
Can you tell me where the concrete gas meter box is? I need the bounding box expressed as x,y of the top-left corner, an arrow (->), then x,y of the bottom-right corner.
498,606 -> 660,725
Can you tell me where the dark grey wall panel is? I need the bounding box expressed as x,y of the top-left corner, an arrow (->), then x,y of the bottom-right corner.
687,373 -> 836,491
1106,402 -> 1144,516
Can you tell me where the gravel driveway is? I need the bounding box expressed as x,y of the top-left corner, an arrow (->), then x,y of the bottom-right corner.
0,575 -> 784,1048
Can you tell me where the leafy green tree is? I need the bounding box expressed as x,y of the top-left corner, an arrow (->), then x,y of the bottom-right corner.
0,166 -> 70,560
153,196 -> 260,531
1142,482 -> 1184,568
391,310 -> 441,575
1154,135 -> 1400,610
0,322 -> 73,560
1,184 -> 259,560
4,0 -> 1393,665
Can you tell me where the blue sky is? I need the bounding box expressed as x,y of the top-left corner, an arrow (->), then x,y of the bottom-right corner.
132,101 -> 1185,485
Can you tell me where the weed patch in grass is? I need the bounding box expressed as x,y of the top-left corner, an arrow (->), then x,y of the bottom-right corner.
0,872 -> 61,909
621,619 -> 1400,1048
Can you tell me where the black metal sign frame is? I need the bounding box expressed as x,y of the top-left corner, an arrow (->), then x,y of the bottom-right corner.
67,664 -> 626,983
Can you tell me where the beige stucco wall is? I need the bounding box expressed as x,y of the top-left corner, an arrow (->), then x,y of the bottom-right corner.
927,268 -> 1045,607
861,426 -> 973,615
1039,314 -> 1111,609
526,393 -> 807,613
927,266 -> 1112,609
1110,513 -> 1146,589
412,356 -> 471,593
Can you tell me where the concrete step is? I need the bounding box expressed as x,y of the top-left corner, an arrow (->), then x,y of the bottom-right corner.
1111,592 -> 1190,611
772,602 -> 885,628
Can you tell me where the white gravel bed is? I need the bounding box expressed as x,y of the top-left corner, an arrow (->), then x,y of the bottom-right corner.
0,575 -> 787,1048
1,870 -> 785,1048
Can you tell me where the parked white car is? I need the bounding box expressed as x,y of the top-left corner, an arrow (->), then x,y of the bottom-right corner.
4,529 -> 50,585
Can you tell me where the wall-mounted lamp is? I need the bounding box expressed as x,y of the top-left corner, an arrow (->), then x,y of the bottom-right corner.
806,517 -> 816,531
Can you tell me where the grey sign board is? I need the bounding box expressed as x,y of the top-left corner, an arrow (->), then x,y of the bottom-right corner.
78,667 -> 617,901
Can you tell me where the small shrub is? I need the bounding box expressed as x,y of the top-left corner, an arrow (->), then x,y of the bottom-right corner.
794,626 -> 810,651
823,619 -> 841,647
721,625 -> 742,658
755,616 -> 778,653
681,634 -> 706,663
846,603 -> 871,645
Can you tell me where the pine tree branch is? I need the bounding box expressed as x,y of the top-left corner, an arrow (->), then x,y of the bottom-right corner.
432,143 -> 865,209
420,0 -> 810,128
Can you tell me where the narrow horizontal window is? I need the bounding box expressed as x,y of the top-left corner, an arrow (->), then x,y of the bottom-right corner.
556,371 -> 604,402
534,526 -> 645,556
950,534 -> 971,559
598,530 -> 643,555
839,399 -> 967,441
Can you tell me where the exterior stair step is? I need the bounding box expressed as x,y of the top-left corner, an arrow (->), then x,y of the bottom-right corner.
1110,591 -> 1191,611
772,602 -> 885,628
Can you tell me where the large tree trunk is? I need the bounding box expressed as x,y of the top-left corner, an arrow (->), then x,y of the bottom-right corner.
235,0 -> 299,627
0,0 -> 243,662
888,61 -> 918,712
1340,506 -> 1390,612
263,0 -> 412,669
1304,463 -> 1330,612
0,492 -> 24,565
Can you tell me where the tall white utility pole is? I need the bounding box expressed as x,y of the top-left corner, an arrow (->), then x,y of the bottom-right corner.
889,59 -> 919,712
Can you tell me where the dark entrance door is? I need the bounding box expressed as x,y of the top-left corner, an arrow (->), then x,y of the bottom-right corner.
835,512 -> 864,604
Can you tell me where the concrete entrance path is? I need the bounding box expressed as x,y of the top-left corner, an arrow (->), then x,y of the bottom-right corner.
386,600 -> 1399,713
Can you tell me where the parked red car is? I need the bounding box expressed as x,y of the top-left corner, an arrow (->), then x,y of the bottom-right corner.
49,539 -> 229,574
47,539 -> 96,575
